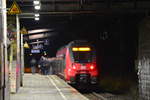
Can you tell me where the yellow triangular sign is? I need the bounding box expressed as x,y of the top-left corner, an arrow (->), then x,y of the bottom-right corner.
21,27 -> 28,34
8,1 -> 22,15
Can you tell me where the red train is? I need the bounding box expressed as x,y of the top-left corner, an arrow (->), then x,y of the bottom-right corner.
56,40 -> 99,84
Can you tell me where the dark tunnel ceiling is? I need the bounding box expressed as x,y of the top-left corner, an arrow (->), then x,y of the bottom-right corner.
21,15 -> 98,46
21,14 -> 141,43
10,0 -> 150,33
7,0 -> 150,15
21,15 -> 111,38
7,0 -> 150,32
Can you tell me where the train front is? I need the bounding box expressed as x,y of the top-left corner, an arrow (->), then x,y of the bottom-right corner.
67,46 -> 99,84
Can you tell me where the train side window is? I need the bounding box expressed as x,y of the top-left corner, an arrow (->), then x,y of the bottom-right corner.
62,54 -> 65,59
63,54 -> 66,70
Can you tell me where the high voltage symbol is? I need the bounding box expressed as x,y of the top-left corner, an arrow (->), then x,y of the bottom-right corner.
8,1 -> 22,15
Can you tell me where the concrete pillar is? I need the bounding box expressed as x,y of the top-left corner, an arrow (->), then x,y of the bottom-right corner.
2,0 -> 9,100
7,16 -> 18,93
0,0 -> 9,100
138,17 -> 150,100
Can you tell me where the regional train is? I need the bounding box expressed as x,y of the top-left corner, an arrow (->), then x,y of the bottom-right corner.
56,40 -> 99,84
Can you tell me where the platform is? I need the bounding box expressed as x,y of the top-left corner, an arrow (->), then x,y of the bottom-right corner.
10,74 -> 89,100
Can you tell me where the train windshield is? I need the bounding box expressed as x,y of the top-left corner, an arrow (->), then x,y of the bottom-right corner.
72,51 -> 93,63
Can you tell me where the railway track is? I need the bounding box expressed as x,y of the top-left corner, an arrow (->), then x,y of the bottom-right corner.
83,92 -> 134,100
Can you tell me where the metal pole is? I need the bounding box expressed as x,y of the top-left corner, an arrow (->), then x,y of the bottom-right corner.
20,34 -> 24,86
0,1 -> 3,99
16,14 -> 21,91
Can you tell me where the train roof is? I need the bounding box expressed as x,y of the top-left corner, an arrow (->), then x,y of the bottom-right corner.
57,45 -> 67,52
68,40 -> 91,47
56,40 -> 93,53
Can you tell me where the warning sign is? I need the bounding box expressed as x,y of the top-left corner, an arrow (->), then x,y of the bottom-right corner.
8,1 -> 22,15
20,27 -> 28,34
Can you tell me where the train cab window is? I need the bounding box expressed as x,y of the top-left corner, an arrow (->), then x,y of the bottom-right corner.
72,51 -> 93,63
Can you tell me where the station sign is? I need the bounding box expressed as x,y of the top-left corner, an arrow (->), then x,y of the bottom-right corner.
31,49 -> 41,53
8,1 -> 22,15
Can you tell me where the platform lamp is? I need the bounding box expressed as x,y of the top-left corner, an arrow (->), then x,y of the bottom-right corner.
24,41 -> 30,48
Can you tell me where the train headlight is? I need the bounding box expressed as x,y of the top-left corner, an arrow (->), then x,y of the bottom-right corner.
73,65 -> 76,70
68,69 -> 71,71
90,65 -> 95,70
72,63 -> 76,70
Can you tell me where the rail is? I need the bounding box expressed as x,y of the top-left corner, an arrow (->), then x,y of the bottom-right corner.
84,92 -> 133,100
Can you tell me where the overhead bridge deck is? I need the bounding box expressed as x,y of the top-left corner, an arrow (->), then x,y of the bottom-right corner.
10,74 -> 89,100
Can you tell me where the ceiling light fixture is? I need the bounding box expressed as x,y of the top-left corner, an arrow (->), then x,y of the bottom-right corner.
35,17 -> 39,21
35,13 -> 40,17
34,5 -> 41,10
28,29 -> 51,34
33,0 -> 40,5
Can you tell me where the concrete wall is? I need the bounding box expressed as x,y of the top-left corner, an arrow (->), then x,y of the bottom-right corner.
138,17 -> 150,100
